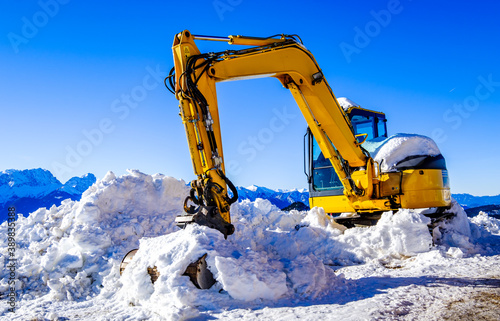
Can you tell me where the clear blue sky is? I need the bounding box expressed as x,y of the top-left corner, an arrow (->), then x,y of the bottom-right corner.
1,0 -> 499,196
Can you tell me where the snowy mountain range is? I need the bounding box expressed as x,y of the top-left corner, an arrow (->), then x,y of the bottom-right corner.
452,193 -> 500,208
0,169 -> 96,222
1,169 -> 500,222
235,185 -> 500,213
236,185 -> 310,209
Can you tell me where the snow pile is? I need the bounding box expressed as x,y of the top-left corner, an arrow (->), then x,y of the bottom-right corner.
1,170 -> 498,320
112,196 -> 483,319
471,211 -> 500,235
0,170 -> 189,302
432,200 -> 473,251
363,134 -> 442,172
111,202 -> 343,319
342,209 -> 433,259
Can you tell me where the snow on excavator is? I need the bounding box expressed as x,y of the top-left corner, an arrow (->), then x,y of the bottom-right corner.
120,31 -> 452,289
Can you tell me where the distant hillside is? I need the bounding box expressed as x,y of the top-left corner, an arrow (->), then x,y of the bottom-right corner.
0,169 -> 96,222
282,201 -> 310,212
236,185 -> 309,209
464,205 -> 500,219
452,193 -> 500,208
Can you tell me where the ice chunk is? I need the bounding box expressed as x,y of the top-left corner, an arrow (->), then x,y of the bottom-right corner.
446,247 -> 464,258
215,254 -> 287,301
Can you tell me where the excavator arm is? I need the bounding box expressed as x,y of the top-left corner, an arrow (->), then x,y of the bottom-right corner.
171,30 -> 377,235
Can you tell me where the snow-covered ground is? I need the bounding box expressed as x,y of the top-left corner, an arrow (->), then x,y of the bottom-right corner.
1,170 -> 499,320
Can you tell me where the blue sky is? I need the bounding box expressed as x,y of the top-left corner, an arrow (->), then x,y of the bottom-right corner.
1,0 -> 499,196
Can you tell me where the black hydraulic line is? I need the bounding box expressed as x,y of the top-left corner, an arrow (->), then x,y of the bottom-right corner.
217,169 -> 238,204
189,188 -> 200,205
184,196 -> 198,214
164,67 -> 176,94
203,180 -> 223,207
164,77 -> 174,94
182,54 -> 226,167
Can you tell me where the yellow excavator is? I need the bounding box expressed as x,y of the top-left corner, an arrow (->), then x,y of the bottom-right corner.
121,30 -> 451,289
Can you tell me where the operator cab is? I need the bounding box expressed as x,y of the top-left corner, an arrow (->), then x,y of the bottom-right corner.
305,105 -> 387,198
348,107 -> 387,143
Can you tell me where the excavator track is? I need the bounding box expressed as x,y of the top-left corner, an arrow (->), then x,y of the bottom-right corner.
332,207 -> 455,237
332,213 -> 383,228
423,207 -> 456,235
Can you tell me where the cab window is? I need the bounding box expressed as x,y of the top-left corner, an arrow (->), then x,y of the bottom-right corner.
351,115 -> 375,141
351,113 -> 387,142
377,118 -> 387,138
311,137 -> 343,191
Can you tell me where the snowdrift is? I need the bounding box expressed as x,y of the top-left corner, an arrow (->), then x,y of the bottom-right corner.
1,170 -> 499,320
363,133 -> 442,172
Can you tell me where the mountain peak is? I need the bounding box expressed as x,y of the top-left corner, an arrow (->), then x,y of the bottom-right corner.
61,173 -> 97,194
0,169 -> 97,206
246,184 -> 259,192
237,185 -> 310,209
244,185 -> 276,193
1,168 -> 60,184
0,168 -> 62,204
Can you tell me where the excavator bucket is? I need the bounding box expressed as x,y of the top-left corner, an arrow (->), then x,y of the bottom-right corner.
183,253 -> 216,289
119,249 -> 138,275
119,249 -> 160,284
